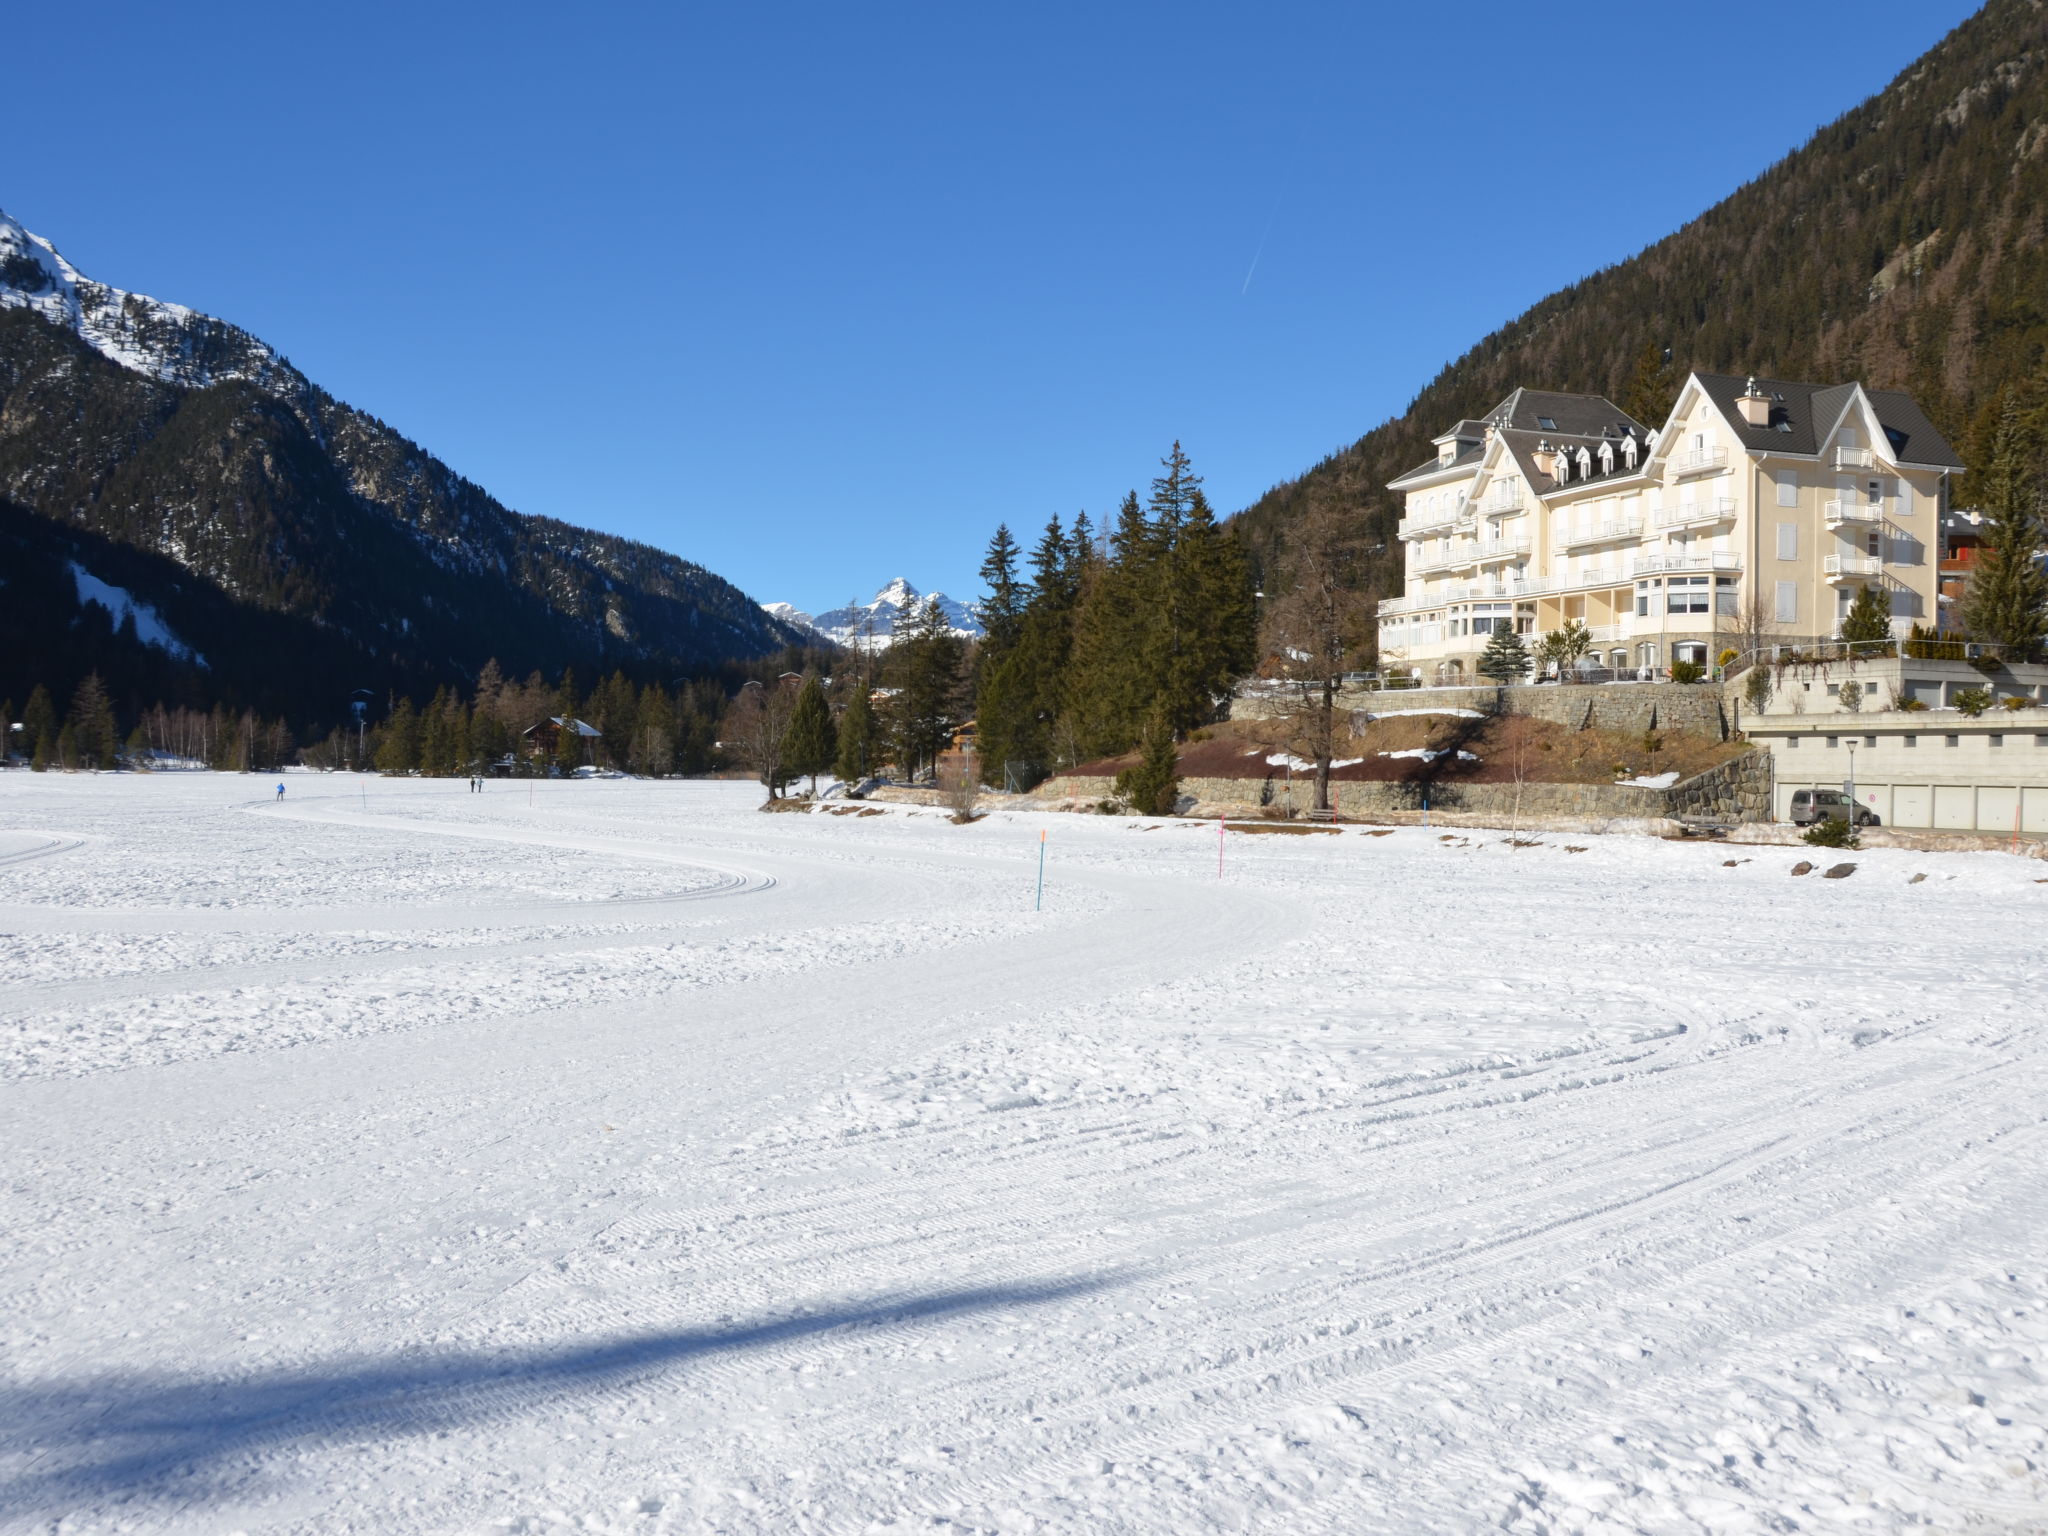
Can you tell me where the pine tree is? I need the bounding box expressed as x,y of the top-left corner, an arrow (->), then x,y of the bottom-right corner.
884,597 -> 963,779
835,684 -> 878,784
1622,341 -> 1675,428
1959,394 -> 2048,660
1477,624 -> 1532,682
23,685 -> 58,770
1113,710 -> 1180,817
1158,487 -> 1254,734
977,524 -> 1025,655
67,673 -> 119,769
376,698 -> 421,774
1838,583 -> 1892,644
780,673 -> 837,796
631,684 -> 676,777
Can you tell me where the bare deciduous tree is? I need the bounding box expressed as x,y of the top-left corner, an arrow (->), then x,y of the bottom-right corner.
721,683 -> 797,799
1259,505 -> 1375,815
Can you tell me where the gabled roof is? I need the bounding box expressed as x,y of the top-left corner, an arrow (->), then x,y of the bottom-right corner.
1389,442 -> 1485,487
1392,390 -> 1648,491
1689,372 -> 1964,468
530,715 -> 602,737
1483,387 -> 1646,440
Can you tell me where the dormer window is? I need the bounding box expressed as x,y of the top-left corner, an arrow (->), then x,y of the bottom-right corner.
1598,442 -> 1615,474
1575,446 -> 1593,477
1555,452 -> 1571,484
1621,435 -> 1640,468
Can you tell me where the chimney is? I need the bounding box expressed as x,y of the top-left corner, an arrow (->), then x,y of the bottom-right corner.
1532,440 -> 1557,478
1736,376 -> 1770,428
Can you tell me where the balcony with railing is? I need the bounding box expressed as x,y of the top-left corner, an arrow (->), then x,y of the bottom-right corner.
1823,553 -> 1884,582
1553,517 -> 1644,551
1834,446 -> 1875,471
1672,446 -> 1730,476
1631,551 -> 1743,577
1824,499 -> 1884,528
1472,537 -> 1530,564
1400,512 -> 1466,540
1653,497 -> 1736,530
1475,486 -> 1524,515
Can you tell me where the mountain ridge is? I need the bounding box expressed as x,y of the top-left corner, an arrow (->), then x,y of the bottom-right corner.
764,579 -> 983,650
0,209 -> 806,723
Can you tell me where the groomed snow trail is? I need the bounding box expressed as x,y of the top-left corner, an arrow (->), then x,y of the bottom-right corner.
0,775 -> 2043,1534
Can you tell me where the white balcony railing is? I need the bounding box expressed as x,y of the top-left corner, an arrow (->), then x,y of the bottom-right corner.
1472,537 -> 1530,563
1834,446 -> 1876,471
1554,518 -> 1645,550
1631,552 -> 1743,576
1673,446 -> 1730,476
1476,488 -> 1524,515
1823,553 -> 1884,580
1396,512 -> 1462,540
1653,497 -> 1737,529
1824,500 -> 1883,528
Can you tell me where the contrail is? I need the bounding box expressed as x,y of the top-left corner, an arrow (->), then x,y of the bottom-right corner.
1240,200 -> 1280,295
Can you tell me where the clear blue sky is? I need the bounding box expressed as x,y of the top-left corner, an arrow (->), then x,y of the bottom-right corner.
7,1 -> 1979,615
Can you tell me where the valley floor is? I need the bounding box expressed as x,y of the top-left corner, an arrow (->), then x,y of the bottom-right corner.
0,775 -> 2043,1534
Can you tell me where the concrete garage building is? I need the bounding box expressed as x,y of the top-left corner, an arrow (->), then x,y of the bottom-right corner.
1739,654 -> 2048,832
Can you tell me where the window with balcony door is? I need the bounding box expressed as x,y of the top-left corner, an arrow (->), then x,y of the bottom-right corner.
1669,577 -> 1710,615
1715,577 -> 1737,616
1865,479 -> 1882,507
1635,578 -> 1658,618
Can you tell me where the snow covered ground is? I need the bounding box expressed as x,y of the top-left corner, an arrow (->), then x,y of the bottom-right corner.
1,774 -> 2043,1534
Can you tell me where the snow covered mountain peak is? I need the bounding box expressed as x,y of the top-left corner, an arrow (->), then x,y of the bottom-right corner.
0,208 -> 290,390
761,579 -> 983,649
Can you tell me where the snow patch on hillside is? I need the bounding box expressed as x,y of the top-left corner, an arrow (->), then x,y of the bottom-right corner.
69,562 -> 205,666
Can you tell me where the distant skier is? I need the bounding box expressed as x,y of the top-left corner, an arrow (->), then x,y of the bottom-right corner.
275,782 -> 285,801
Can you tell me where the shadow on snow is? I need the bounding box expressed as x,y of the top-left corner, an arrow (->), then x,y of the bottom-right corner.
0,1274 -> 1117,1519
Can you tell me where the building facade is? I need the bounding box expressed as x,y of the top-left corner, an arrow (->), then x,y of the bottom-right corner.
1378,374 -> 1965,681
1738,654 -> 2048,832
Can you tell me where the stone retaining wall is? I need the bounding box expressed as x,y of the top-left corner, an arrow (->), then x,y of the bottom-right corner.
1037,748 -> 1771,825
1232,681 -> 1729,739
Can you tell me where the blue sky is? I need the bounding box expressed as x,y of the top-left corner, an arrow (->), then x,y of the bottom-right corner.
8,1 -> 1978,615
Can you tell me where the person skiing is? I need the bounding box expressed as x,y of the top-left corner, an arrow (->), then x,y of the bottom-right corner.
275,782 -> 285,801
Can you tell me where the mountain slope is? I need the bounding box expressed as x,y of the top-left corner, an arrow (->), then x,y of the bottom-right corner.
0,211 -> 805,721
1233,0 -> 2048,586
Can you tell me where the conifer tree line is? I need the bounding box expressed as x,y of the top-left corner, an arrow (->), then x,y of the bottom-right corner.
2,655 -> 822,777
972,443 -> 1256,788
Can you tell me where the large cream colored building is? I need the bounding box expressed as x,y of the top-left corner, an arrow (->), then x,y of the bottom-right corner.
1378,374 -> 1965,680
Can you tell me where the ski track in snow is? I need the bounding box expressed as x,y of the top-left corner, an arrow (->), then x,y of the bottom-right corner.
0,776 -> 2044,1534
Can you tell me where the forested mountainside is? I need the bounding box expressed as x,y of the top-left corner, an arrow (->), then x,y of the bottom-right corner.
1234,0 -> 2048,588
0,214 -> 803,725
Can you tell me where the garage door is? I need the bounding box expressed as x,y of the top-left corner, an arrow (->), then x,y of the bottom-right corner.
2026,787 -> 2048,835
1892,785 -> 1931,827
1978,786 -> 2020,833
1934,785 -> 1975,829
